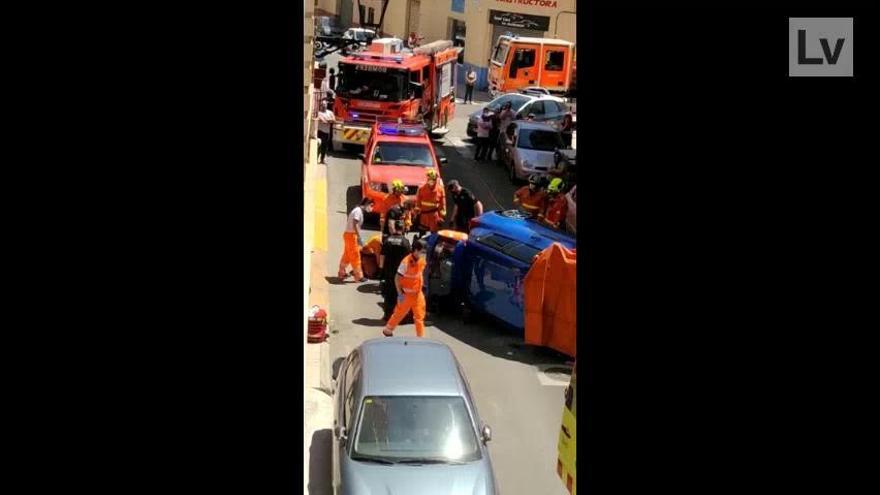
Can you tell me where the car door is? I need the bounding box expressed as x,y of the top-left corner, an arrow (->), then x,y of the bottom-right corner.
508,44 -> 538,89
333,351 -> 360,493
543,100 -> 566,127
540,46 -> 569,91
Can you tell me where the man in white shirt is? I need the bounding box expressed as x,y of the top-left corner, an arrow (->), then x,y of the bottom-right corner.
475,107 -> 493,161
316,101 -> 335,164
338,197 -> 375,282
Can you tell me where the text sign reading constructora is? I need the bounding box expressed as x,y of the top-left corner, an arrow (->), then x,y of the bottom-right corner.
356,64 -> 387,72
489,10 -> 551,31
496,0 -> 559,8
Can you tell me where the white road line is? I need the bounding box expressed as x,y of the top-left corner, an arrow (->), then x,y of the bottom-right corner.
450,137 -> 471,148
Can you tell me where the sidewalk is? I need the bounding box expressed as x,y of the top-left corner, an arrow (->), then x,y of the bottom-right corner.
304,103 -> 334,494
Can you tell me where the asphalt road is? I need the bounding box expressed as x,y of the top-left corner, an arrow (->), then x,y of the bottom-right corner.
313,52 -> 573,495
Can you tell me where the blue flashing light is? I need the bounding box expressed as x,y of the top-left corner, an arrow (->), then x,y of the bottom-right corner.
350,112 -> 359,119
377,123 -> 426,136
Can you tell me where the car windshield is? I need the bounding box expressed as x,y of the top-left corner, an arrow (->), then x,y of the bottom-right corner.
372,142 -> 434,166
337,64 -> 406,101
353,396 -> 481,463
491,42 -> 510,65
517,129 -> 564,151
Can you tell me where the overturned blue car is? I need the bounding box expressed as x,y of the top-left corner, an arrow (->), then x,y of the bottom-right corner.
423,210 -> 577,333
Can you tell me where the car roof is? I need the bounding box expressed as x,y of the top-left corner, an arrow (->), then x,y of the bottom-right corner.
359,338 -> 465,397
472,211 -> 577,251
372,133 -> 433,145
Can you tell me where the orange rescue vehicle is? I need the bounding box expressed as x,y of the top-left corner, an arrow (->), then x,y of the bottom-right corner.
488,35 -> 575,97
333,38 -> 461,148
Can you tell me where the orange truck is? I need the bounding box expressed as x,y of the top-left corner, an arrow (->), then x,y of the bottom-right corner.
332,39 -> 461,149
488,35 -> 575,97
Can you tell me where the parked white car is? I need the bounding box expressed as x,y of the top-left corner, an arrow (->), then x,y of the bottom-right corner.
501,121 -> 565,183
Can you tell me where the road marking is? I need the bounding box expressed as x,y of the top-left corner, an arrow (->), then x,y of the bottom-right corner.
314,177 -> 327,251
450,137 -> 471,148
535,364 -> 573,387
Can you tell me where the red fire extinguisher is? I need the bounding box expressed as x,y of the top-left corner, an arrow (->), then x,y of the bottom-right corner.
308,305 -> 328,343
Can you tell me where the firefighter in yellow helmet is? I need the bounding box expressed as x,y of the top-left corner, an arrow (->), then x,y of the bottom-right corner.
539,178 -> 569,229
415,168 -> 446,234
380,179 -> 407,238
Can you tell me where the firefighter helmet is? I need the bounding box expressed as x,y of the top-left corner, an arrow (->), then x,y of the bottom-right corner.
528,174 -> 542,186
547,178 -> 564,194
426,169 -> 438,181
391,180 -> 405,193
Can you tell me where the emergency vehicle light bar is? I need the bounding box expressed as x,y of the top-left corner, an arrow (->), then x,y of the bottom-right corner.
376,122 -> 427,136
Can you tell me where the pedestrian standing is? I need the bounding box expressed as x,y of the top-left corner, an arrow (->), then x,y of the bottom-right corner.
474,108 -> 492,161
328,67 -> 337,92
560,112 -> 574,148
497,102 -> 516,159
380,222 -> 412,321
487,109 -> 501,162
316,101 -> 335,164
447,180 -> 484,233
338,197 -> 374,282
383,239 -> 428,338
464,69 -> 477,104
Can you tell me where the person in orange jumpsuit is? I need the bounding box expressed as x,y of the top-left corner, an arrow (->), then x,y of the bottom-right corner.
383,239 -> 428,338
539,178 -> 568,229
513,174 -> 547,218
415,169 -> 446,233
379,180 -> 406,238
337,197 -> 374,282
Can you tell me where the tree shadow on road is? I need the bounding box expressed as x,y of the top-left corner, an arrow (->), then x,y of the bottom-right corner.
308,428 -> 333,495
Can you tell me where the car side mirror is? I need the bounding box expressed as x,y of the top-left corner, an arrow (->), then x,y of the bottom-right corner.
481,424 -> 492,443
410,81 -> 423,99
334,425 -> 348,445
439,157 -> 448,165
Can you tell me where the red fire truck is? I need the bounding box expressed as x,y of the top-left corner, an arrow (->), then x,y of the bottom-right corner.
332,38 -> 461,149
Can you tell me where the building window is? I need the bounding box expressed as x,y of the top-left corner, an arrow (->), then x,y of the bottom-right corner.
451,0 -> 465,14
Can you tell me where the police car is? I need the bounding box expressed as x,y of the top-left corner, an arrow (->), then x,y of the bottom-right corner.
359,121 -> 447,217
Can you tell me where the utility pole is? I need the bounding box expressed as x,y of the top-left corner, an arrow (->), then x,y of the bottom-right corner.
554,10 -> 576,38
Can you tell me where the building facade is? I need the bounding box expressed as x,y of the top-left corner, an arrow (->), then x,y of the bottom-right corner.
344,0 -> 575,91
424,0 -> 576,90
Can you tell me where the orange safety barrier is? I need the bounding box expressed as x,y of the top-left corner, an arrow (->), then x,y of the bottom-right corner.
523,243 -> 577,357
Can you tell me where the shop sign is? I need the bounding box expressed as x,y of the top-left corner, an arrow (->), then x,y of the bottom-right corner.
488,9 -> 551,31
494,0 -> 559,9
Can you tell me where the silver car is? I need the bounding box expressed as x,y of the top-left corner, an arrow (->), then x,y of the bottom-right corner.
467,93 -> 569,138
501,121 -> 566,183
332,338 -> 497,495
